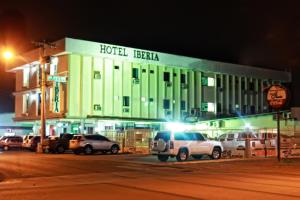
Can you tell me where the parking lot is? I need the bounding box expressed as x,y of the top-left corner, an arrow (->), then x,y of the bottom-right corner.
1,151 -> 300,200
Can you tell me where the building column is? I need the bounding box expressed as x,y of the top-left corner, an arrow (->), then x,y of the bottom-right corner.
232,75 -> 235,113
220,74 -> 224,114
260,80 -> 264,113
238,76 -> 242,113
255,78 -> 259,113
226,74 -> 230,115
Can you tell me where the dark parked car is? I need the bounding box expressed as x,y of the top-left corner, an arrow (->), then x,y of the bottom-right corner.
47,133 -> 73,154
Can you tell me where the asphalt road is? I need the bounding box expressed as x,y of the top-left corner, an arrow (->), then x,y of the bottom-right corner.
1,151 -> 300,200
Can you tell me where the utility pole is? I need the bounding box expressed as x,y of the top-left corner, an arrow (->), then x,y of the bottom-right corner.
32,41 -> 56,153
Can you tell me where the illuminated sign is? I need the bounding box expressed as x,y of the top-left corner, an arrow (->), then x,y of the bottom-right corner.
48,75 -> 67,83
267,85 -> 288,109
54,82 -> 60,113
100,44 -> 159,61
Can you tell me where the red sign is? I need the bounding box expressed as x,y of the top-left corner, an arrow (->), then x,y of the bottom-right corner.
267,85 -> 288,109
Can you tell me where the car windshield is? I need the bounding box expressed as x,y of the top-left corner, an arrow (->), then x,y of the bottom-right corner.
154,131 -> 170,142
72,136 -> 82,140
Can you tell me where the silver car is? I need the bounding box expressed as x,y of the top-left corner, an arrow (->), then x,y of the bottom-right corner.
69,134 -> 120,155
0,136 -> 23,151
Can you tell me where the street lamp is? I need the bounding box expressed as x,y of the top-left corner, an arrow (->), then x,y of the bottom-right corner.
3,50 -> 13,60
2,42 -> 55,153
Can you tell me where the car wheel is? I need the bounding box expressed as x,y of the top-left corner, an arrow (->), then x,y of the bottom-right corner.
3,146 -> 8,151
84,145 -> 93,155
176,148 -> 189,162
157,155 -> 169,162
192,155 -> 203,160
73,150 -> 81,155
56,146 -> 65,154
211,147 -> 221,159
110,145 -> 119,154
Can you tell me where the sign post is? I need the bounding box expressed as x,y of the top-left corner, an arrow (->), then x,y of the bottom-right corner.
266,85 -> 288,162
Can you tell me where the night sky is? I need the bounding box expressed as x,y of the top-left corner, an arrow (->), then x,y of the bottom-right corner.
1,0 -> 300,112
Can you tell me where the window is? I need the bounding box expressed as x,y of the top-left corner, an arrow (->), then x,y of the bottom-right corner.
180,74 -> 186,84
173,73 -> 177,77
163,99 -> 170,109
217,103 -> 221,113
163,72 -> 170,82
50,63 -> 57,75
94,71 -> 101,79
201,77 -> 215,86
149,98 -> 154,102
23,67 -> 30,87
95,135 -> 109,141
218,134 -> 226,142
22,94 -> 29,114
195,133 -> 205,141
174,132 -> 199,141
242,81 -> 245,90
217,77 -> 221,87
123,96 -> 130,107
154,131 -> 170,142
114,65 -> 119,70
227,134 -> 235,141
150,70 -> 154,74
132,68 -> 139,79
249,82 -> 255,91
180,101 -> 186,110
142,69 -> 146,73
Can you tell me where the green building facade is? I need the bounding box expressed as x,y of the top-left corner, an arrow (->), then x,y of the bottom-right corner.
7,38 -> 291,138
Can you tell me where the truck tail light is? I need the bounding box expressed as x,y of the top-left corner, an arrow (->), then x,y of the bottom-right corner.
169,141 -> 174,149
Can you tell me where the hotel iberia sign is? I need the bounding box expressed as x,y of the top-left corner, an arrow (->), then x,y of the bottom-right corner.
100,44 -> 159,62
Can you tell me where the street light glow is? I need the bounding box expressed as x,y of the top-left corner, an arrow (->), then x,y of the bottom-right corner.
3,50 -> 13,60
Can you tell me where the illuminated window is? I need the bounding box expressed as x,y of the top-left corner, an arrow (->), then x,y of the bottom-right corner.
207,103 -> 215,112
201,102 -> 215,112
201,77 -> 215,86
123,96 -> 130,107
22,94 -> 29,114
23,67 -> 30,87
94,71 -> 101,79
50,64 -> 57,75
207,77 -> 215,86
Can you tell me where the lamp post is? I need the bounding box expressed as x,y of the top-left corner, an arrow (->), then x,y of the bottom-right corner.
32,41 -> 56,153
3,42 -> 55,153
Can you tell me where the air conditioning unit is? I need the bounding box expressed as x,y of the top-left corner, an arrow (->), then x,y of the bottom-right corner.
166,82 -> 172,87
191,108 -> 200,117
165,110 -> 172,116
181,83 -> 188,89
123,108 -> 130,113
132,79 -> 140,84
181,111 -> 189,118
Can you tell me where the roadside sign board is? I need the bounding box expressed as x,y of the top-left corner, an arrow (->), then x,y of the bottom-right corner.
47,75 -> 67,83
267,85 -> 288,109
